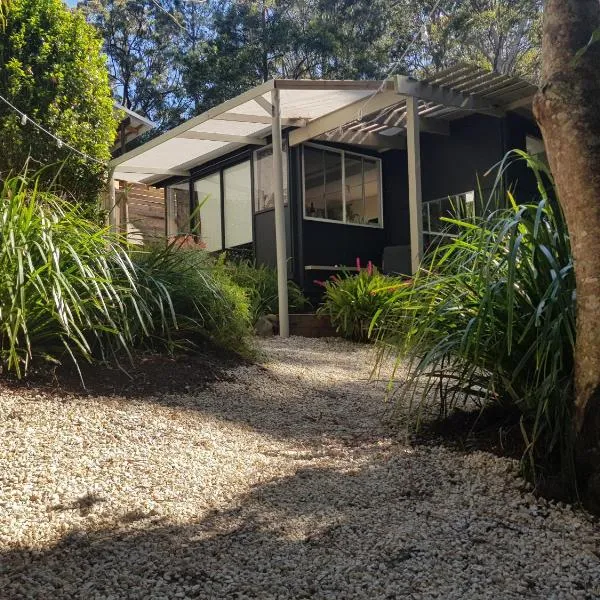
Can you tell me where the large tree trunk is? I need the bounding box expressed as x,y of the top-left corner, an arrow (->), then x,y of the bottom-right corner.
533,0 -> 600,509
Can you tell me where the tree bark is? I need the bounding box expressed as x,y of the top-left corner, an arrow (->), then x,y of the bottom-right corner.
533,0 -> 600,509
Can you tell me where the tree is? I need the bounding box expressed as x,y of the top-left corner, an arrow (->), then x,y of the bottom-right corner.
533,0 -> 600,508
395,0 -> 542,80
0,0 -> 116,204
80,0 -> 194,129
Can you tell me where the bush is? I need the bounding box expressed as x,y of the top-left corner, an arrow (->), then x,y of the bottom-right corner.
0,0 -> 117,204
316,259 -> 408,341
132,245 -> 253,354
0,173 -> 172,378
376,153 -> 575,489
220,258 -> 308,324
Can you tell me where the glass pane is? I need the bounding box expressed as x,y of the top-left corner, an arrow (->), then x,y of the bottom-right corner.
165,182 -> 190,237
223,161 -> 252,248
344,156 -> 364,224
194,173 -> 222,252
254,142 -> 288,212
304,146 -> 326,219
323,150 -> 343,221
363,159 -> 381,225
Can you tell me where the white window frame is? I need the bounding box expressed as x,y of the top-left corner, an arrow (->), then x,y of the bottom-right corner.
253,141 -> 289,214
302,142 -> 384,229
422,190 -> 475,241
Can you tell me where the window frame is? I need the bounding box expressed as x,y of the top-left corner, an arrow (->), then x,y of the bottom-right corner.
301,142 -> 384,229
422,190 -> 475,242
253,141 -> 289,214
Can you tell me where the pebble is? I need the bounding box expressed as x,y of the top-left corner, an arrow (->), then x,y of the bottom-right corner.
0,336 -> 598,599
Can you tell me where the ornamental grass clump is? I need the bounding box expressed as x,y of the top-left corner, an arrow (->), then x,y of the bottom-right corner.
0,173 -> 172,378
317,258 -> 408,342
375,152 -> 576,491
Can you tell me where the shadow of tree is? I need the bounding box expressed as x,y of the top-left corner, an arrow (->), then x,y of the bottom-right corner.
1,449 -> 596,600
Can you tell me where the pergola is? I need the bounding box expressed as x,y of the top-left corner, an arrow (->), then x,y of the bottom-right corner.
110,64 -> 537,338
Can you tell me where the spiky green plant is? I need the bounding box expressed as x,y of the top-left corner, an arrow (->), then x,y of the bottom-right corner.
376,153 -> 576,490
0,173 -> 173,378
317,259 -> 408,342
219,257 -> 309,325
132,244 -> 254,354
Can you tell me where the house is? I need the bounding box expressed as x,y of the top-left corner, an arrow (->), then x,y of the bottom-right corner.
110,64 -> 542,334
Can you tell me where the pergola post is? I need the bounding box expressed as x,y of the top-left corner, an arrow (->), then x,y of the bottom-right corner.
271,87 -> 289,337
406,96 -> 423,274
106,168 -> 119,234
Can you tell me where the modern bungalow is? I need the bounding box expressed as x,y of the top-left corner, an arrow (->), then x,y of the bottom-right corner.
110,64 -> 543,334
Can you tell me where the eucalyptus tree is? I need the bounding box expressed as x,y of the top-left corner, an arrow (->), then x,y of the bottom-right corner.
534,0 -> 600,510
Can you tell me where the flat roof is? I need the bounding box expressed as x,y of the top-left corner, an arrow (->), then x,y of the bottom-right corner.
111,65 -> 537,185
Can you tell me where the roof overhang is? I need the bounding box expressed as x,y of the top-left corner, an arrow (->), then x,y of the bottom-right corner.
111,66 -> 537,185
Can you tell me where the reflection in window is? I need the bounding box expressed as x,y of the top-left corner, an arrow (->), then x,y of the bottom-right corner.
304,146 -> 344,222
422,191 -> 475,250
254,142 -> 288,212
165,182 -> 190,237
303,144 -> 382,227
194,173 -> 222,252
223,161 -> 253,248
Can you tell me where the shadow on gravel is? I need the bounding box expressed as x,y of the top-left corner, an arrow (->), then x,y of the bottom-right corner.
0,452 -> 597,600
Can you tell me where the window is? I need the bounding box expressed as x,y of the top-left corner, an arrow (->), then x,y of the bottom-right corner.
303,144 -> 382,227
254,142 -> 288,212
194,173 -> 222,252
422,191 -> 475,248
165,182 -> 190,237
526,135 -> 548,164
223,161 -> 253,248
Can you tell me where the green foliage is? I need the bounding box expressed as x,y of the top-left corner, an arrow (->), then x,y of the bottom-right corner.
0,0 -> 116,203
132,246 -> 254,354
376,153 -> 575,488
220,257 -> 308,325
317,260 -> 408,342
0,172 -> 172,378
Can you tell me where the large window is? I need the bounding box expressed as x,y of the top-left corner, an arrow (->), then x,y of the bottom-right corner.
254,142 -> 288,212
194,173 -> 222,252
223,161 -> 253,248
303,144 -> 382,227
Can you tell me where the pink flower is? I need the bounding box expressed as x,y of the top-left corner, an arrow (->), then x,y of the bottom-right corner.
367,260 -> 373,277
356,257 -> 361,270
314,279 -> 326,288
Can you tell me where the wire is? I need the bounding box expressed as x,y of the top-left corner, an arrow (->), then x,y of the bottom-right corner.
0,93 -> 108,165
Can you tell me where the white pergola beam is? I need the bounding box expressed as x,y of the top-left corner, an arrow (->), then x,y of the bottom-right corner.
116,165 -> 189,177
110,79 -> 275,169
254,96 -> 274,115
271,88 -> 289,338
406,96 -> 423,274
395,75 -> 505,118
288,92 -> 402,147
214,113 -> 307,126
319,129 -> 406,150
179,131 -> 266,145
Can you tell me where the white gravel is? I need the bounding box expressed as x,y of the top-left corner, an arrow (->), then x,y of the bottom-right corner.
0,336 -> 598,599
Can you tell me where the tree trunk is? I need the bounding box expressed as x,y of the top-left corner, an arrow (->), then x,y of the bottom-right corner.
533,0 -> 600,509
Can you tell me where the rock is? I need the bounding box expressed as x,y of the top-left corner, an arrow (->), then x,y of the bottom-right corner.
255,314 -> 278,336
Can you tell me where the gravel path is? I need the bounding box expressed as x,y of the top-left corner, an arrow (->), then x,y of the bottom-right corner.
0,336 -> 599,599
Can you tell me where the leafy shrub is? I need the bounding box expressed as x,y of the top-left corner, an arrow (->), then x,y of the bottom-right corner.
0,173 -> 172,378
220,258 -> 309,324
376,153 -> 575,489
132,245 -> 253,354
316,259 -> 408,341
0,0 -> 117,204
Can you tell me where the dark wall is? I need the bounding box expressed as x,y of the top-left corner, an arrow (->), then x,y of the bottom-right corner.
381,149 -> 410,247
420,114 -> 505,203
503,113 -> 545,202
